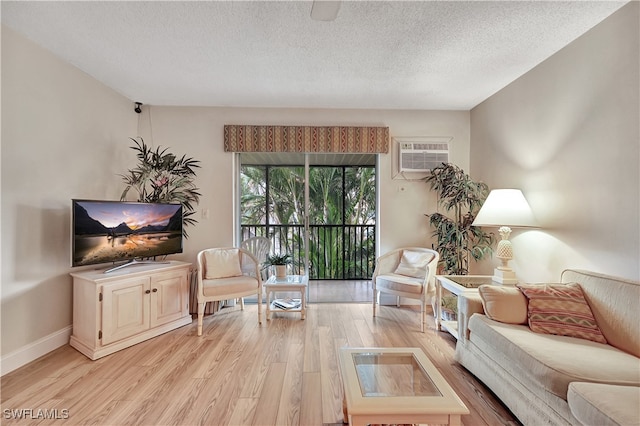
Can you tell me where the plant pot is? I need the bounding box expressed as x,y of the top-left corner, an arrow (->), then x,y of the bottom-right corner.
275,265 -> 287,278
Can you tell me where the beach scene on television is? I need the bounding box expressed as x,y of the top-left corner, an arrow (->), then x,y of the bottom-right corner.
73,201 -> 183,267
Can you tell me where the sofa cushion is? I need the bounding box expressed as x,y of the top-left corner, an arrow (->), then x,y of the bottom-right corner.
393,250 -> 434,279
467,314 -> 640,399
562,269 -> 640,358
568,382 -> 640,426
478,285 -> 528,324
517,282 -> 607,344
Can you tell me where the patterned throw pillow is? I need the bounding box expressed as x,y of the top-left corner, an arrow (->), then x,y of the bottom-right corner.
517,282 -> 607,344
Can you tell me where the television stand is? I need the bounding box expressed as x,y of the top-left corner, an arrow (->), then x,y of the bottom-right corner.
104,259 -> 170,274
70,261 -> 192,360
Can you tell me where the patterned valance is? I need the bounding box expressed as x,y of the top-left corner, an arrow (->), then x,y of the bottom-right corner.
224,125 -> 389,153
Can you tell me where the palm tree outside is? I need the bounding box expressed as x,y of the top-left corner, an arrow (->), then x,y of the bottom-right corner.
240,164 -> 376,281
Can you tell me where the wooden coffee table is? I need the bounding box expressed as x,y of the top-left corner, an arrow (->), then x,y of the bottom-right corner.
338,347 -> 469,426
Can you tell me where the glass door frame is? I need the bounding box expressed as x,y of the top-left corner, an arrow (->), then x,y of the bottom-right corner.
233,154 -> 310,284
234,153 -> 379,301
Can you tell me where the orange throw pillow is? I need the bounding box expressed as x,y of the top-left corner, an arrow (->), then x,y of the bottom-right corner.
517,283 -> 607,344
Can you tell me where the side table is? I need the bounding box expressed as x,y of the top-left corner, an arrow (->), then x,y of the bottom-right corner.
264,275 -> 308,320
435,275 -> 494,340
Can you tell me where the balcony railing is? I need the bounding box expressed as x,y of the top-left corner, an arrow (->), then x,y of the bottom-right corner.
241,224 -> 375,280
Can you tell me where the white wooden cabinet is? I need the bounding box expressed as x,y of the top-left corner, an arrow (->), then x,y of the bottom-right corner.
70,261 -> 192,360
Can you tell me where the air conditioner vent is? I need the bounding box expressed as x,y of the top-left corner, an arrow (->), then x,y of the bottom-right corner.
399,142 -> 449,172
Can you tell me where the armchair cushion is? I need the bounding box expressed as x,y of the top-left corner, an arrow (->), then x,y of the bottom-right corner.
204,248 -> 243,279
202,275 -> 259,297
478,285 -> 528,325
393,250 -> 435,279
376,273 -> 423,294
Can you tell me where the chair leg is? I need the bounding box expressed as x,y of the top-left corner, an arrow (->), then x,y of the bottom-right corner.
396,296 -> 401,308
240,297 -> 245,310
197,302 -> 205,336
420,301 -> 426,333
373,289 -> 378,317
257,290 -> 263,324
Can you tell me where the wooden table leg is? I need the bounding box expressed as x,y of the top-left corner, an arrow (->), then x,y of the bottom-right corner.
342,395 -> 348,424
449,414 -> 462,425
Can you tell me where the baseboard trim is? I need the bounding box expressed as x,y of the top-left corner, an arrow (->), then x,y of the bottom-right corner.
1,326 -> 72,376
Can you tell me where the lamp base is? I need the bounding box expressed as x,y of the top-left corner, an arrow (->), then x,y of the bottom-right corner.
492,268 -> 518,285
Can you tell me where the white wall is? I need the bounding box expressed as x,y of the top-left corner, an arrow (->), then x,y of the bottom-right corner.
1,26 -> 470,372
1,26 -> 138,369
140,107 -> 470,262
469,2 -> 639,282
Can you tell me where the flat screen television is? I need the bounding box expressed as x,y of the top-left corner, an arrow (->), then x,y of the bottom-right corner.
72,199 -> 183,273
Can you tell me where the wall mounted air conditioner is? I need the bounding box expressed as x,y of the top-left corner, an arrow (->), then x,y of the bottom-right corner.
399,142 -> 449,172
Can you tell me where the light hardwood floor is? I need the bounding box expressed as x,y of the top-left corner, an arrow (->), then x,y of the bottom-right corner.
1,303 -> 519,426
308,281 -> 372,303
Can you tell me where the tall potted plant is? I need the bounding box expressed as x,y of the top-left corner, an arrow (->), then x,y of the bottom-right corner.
120,138 -> 201,237
424,163 -> 494,275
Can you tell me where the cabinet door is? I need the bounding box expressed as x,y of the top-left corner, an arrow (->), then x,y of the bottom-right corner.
101,276 -> 150,345
150,269 -> 188,327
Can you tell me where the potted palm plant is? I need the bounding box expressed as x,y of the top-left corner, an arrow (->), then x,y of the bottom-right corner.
424,163 -> 494,275
120,138 -> 201,238
263,253 -> 292,278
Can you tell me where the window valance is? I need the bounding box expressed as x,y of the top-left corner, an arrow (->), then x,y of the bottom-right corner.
224,125 -> 389,153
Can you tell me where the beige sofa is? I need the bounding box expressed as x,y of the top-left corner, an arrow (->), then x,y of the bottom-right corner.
456,269 -> 640,425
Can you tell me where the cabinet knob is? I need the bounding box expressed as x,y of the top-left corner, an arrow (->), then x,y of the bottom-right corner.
152,288 -> 158,292
145,289 -> 151,294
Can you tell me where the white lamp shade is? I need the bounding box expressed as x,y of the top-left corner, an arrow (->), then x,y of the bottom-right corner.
472,189 -> 538,228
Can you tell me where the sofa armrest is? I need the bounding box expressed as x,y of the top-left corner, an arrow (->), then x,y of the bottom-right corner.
457,292 -> 484,343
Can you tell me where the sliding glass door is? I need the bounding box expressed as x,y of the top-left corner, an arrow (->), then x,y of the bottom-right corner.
238,153 -> 376,301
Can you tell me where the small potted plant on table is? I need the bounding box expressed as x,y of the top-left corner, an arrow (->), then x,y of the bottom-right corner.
263,253 -> 292,278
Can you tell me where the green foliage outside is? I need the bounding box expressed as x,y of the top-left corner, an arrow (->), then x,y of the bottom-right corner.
240,165 -> 375,279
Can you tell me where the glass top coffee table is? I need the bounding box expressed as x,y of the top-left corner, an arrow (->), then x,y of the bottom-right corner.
264,275 -> 308,320
338,347 -> 469,426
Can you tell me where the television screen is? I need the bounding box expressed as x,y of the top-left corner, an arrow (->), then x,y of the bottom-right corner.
72,199 -> 183,268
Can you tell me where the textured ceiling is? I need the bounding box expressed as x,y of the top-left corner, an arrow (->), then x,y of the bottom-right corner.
1,1 -> 628,110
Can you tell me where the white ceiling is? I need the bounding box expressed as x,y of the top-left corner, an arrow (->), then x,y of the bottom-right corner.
1,1 -> 628,110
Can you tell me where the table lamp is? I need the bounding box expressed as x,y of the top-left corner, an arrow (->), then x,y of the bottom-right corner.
472,189 -> 538,284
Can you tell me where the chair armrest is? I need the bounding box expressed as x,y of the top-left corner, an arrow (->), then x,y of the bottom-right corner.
457,292 -> 484,343
239,249 -> 263,287
372,250 -> 401,279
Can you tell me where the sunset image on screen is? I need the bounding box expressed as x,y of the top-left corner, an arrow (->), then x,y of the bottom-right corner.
73,201 -> 182,267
